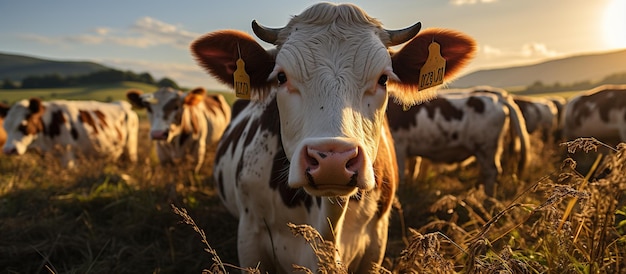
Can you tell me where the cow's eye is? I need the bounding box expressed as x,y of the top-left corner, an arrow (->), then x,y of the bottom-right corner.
277,72 -> 287,85
378,75 -> 388,86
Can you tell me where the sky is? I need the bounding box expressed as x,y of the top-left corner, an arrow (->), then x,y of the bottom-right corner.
1,0 -> 625,91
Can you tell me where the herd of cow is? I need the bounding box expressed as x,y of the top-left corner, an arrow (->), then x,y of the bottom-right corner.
1,3 -> 625,273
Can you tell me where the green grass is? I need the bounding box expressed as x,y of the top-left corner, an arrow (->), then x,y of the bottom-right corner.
0,81 -> 236,105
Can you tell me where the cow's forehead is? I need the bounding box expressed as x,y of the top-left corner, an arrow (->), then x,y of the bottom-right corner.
149,88 -> 181,106
273,3 -> 390,86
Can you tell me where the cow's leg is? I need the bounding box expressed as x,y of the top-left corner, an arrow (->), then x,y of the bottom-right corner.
406,156 -> 422,184
60,147 -> 76,169
194,139 -> 206,174
126,116 -> 139,163
237,218 -> 277,273
475,148 -> 500,196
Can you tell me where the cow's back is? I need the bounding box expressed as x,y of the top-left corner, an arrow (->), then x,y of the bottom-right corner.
202,93 -> 231,145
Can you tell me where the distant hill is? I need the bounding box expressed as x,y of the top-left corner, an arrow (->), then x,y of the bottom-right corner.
0,52 -> 110,81
450,49 -> 626,88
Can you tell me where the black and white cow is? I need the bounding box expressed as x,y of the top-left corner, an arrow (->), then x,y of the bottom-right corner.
191,3 -> 476,273
126,87 -> 231,173
512,94 -> 559,141
388,87 -> 529,195
1,98 -> 138,167
563,85 -> 626,145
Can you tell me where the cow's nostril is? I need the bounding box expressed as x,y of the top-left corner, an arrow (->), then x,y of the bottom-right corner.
306,153 -> 319,167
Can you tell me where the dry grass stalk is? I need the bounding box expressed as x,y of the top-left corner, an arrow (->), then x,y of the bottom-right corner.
287,222 -> 348,274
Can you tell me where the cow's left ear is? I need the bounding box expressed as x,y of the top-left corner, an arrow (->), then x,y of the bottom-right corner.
191,30 -> 275,100
389,28 -> 476,106
184,87 -> 206,106
0,102 -> 9,118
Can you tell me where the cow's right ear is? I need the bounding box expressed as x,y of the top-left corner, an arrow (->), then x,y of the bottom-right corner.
28,98 -> 44,114
0,102 -> 9,118
191,30 -> 275,99
126,89 -> 146,109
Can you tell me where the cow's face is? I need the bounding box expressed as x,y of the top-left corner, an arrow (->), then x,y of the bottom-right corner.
127,87 -> 184,142
2,99 -> 45,155
191,3 -> 476,197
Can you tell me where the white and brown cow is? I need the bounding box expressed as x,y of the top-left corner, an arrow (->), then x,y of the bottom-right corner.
563,85 -> 626,145
512,94 -> 559,141
1,98 -> 138,167
126,87 -> 231,173
388,88 -> 529,195
191,3 -> 475,273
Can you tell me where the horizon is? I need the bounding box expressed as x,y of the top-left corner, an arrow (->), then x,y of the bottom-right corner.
1,0 -> 626,91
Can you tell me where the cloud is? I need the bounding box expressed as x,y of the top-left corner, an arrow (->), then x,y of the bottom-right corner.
450,0 -> 497,5
18,16 -> 199,49
480,43 -> 559,59
520,42 -> 558,58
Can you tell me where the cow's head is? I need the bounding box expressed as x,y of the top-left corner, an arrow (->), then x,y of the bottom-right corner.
127,87 -> 207,141
191,3 -> 475,197
2,98 -> 46,155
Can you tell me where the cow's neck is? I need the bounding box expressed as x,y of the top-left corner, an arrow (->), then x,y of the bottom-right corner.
317,197 -> 349,243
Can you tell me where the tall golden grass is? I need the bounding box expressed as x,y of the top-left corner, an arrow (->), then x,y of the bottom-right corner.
1,125 -> 624,273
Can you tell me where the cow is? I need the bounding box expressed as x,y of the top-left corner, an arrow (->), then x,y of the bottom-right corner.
190,3 -> 476,273
388,88 -> 529,195
512,94 -> 559,141
0,102 -> 8,148
126,87 -> 231,173
563,85 -> 626,146
1,98 -> 138,168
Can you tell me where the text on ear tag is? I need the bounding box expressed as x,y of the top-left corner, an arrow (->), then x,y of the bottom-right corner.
418,41 -> 446,90
233,58 -> 251,99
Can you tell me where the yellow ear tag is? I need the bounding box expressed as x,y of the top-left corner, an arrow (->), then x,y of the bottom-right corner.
233,58 -> 251,99
418,41 -> 446,90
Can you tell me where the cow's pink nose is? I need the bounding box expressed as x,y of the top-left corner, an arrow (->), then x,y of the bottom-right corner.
150,130 -> 168,140
304,145 -> 364,188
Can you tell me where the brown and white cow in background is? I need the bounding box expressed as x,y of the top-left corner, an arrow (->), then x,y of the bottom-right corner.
1,98 -> 138,168
563,85 -> 626,145
388,87 -> 529,195
0,102 -> 8,148
126,87 -> 230,173
512,94 -> 559,142
191,3 -> 476,273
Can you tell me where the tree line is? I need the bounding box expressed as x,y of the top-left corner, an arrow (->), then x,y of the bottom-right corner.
1,69 -> 180,89
522,72 -> 626,93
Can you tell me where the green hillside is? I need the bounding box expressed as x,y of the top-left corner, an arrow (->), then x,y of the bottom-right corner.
0,81 -> 236,106
0,52 -> 110,81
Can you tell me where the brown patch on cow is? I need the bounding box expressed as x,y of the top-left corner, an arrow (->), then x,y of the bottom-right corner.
79,110 -> 99,134
571,87 -> 626,127
18,98 -> 45,136
387,98 -> 463,131
466,96 -> 485,113
374,118 -> 398,216
94,110 -> 108,131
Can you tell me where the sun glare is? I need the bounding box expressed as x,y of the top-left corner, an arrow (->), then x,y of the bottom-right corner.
602,0 -> 626,49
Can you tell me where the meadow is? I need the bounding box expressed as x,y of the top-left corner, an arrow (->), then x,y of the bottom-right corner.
0,85 -> 624,273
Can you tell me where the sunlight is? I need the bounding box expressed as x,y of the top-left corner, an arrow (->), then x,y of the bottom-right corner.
602,0 -> 626,49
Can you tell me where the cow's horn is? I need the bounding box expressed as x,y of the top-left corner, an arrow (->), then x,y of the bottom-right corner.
251,20 -> 283,45
386,22 -> 422,46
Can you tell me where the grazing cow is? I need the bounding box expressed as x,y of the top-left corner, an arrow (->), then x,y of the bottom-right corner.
388,89 -> 529,195
562,85 -> 626,145
1,98 -> 138,167
126,87 -> 231,173
191,3 -> 475,273
512,95 -> 559,141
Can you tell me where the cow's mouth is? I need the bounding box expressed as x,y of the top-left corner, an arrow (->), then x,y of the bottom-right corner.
304,184 -> 358,197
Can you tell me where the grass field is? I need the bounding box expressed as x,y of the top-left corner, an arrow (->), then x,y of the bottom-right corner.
0,82 -> 236,106
0,85 -> 624,273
